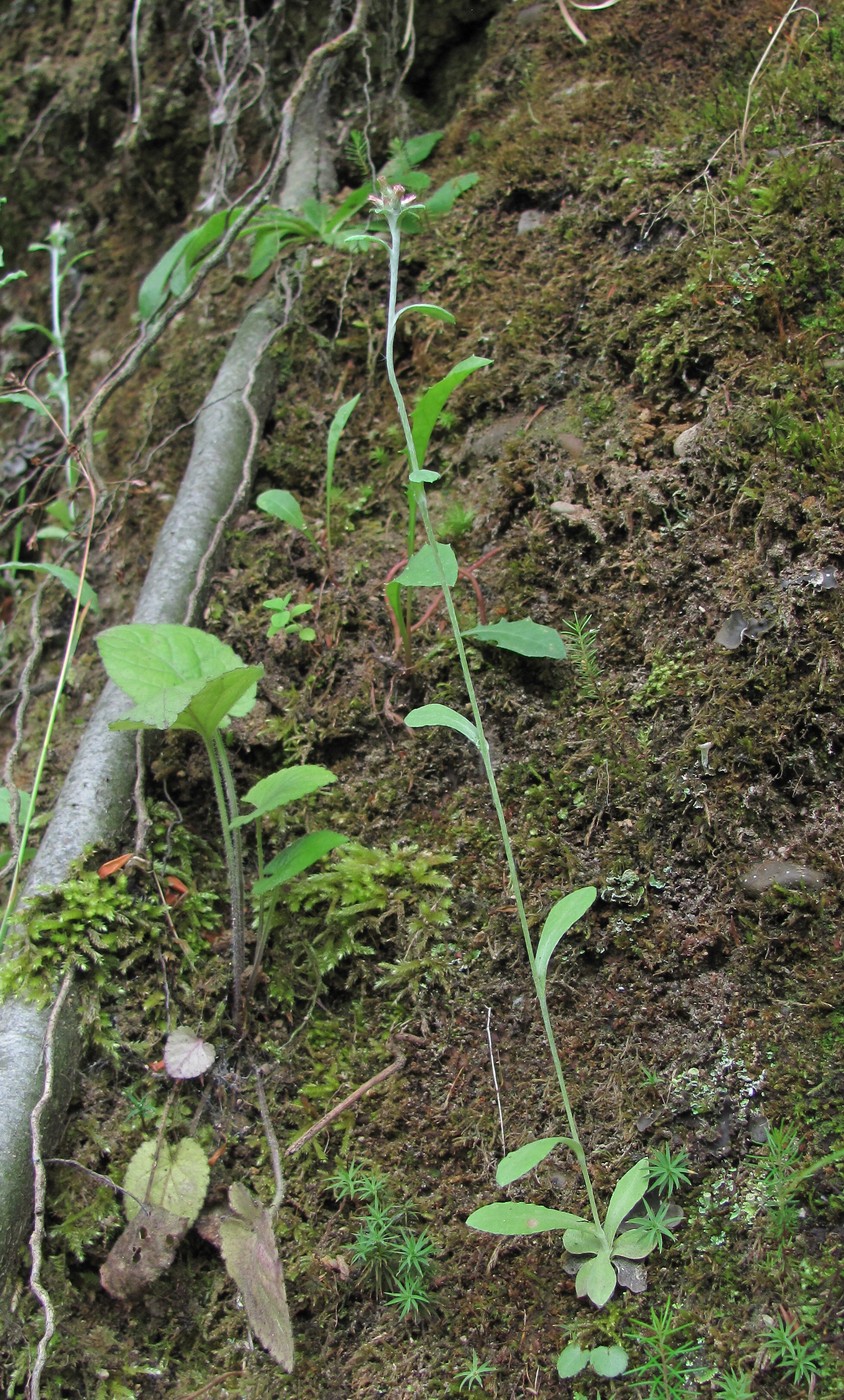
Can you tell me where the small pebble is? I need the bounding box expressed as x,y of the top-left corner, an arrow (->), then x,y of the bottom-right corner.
741,859 -> 825,894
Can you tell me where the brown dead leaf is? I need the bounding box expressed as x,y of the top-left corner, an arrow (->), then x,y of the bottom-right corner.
100,1206 -> 189,1300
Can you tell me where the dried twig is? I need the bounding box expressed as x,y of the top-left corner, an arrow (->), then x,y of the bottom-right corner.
285,1051 -> 407,1156
254,1066 -> 285,1216
485,1007 -> 506,1156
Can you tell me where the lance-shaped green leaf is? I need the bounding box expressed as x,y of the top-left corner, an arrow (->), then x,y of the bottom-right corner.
0,787 -> 32,827
463,617 -> 567,660
424,172 -> 480,216
2,560 -> 99,613
0,390 -> 50,416
575,1250 -> 617,1308
252,830 -> 349,895
138,230 -> 194,320
397,541 -> 458,588
231,764 -> 338,828
395,302 -> 456,326
411,356 -> 492,471
466,1202 -> 589,1236
535,886 -> 597,991
385,579 -> 409,652
325,393 -> 360,549
603,1158 -> 650,1245
384,129 -> 443,175
256,488 -> 313,542
405,704 -> 479,749
495,1136 -> 577,1187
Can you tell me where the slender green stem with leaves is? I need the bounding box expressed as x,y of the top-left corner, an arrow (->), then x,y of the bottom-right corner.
357,181 -> 660,1310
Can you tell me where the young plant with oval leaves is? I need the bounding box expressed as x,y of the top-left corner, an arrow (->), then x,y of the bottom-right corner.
97,622 -> 348,1031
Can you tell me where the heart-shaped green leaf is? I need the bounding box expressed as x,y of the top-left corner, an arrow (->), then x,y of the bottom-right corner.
99,624 -> 258,718
110,666 -> 262,741
123,1137 -> 209,1227
591,1345 -> 628,1378
556,1344 -> 589,1379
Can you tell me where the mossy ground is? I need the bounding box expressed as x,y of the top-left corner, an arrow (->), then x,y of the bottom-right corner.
1,0 -> 843,1396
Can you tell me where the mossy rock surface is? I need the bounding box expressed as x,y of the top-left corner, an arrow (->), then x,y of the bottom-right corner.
1,0 -> 843,1395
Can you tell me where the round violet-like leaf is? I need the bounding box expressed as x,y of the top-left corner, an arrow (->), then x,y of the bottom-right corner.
164,1027 -> 216,1080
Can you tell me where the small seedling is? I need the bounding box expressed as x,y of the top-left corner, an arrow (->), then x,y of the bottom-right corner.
97,623 -> 348,1029
715,1369 -> 754,1399
763,1314 -> 824,1386
454,1350 -> 497,1391
263,592 -> 316,641
337,1163 -> 435,1318
257,392 -> 360,559
648,1145 -> 691,1197
438,501 -> 476,544
557,1342 -> 628,1380
385,1271 -> 432,1320
627,1198 -> 677,1254
329,1160 -> 370,1203
625,1300 -> 705,1399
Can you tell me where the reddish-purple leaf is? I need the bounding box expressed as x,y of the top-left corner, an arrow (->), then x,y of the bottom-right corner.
163,1027 -> 216,1080
218,1183 -> 294,1371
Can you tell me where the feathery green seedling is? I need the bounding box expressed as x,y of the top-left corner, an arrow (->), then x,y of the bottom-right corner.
625,1301 -> 705,1399
561,611 -> 601,696
97,623 -> 348,1030
715,1370 -> 754,1400
357,180 -> 664,1309
648,1145 -> 691,1197
454,1350 -> 497,1392
763,1313 -> 824,1386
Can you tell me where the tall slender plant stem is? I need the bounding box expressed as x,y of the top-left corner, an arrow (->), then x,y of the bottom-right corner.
205,731 -> 247,1032
379,195 -> 600,1229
